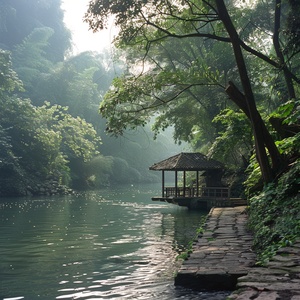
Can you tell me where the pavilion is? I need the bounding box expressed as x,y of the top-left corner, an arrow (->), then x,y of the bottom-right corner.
149,152 -> 234,209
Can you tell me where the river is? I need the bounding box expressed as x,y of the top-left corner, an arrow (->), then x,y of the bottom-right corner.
0,184 -> 230,300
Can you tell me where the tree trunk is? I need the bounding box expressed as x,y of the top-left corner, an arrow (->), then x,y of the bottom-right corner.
273,0 -> 296,99
216,0 -> 276,182
225,81 -> 282,173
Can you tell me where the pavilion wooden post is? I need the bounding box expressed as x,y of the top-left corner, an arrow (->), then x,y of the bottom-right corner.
196,171 -> 199,197
162,170 -> 165,198
183,171 -> 186,197
175,171 -> 178,197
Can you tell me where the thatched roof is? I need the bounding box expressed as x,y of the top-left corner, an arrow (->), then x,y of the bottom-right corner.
149,152 -> 223,171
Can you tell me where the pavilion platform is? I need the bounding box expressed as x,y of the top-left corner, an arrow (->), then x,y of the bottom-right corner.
151,186 -> 247,210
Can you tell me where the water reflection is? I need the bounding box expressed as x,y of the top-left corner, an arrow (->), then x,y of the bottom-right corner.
0,185 -> 229,299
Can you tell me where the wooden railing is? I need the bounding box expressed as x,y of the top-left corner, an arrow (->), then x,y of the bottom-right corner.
165,186 -> 230,199
165,187 -> 196,197
202,187 -> 229,198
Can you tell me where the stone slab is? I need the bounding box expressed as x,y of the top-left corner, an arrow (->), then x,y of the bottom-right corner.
230,239 -> 300,299
175,206 -> 255,291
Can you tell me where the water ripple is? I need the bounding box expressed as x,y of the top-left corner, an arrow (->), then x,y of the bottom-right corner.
0,186 -> 229,299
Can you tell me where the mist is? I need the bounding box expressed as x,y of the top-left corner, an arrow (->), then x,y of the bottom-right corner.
0,0 -> 184,196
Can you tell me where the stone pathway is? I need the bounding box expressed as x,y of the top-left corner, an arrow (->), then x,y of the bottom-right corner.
229,240 -> 300,300
175,206 -> 256,290
174,206 -> 300,299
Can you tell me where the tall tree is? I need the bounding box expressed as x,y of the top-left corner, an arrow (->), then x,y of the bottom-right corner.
85,0 -> 300,182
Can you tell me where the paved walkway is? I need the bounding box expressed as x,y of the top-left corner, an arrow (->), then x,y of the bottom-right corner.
175,206 -> 256,290
229,240 -> 300,300
175,206 -> 300,299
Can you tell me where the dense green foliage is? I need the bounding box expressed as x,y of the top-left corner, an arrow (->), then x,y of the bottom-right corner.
209,109 -> 252,168
0,0 -> 106,195
0,0 -> 183,196
248,160 -> 300,265
246,100 -> 300,263
86,0 -> 300,183
0,50 -> 101,195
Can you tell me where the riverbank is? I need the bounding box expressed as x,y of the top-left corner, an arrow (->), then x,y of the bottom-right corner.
0,175 -> 75,197
175,206 -> 300,299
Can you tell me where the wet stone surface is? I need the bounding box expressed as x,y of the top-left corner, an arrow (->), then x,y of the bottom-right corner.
175,206 -> 300,299
175,206 -> 256,291
229,240 -> 300,300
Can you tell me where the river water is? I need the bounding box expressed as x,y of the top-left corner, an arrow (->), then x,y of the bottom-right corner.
0,184 -> 229,300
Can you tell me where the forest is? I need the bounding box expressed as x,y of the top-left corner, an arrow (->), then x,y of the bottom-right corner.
0,0 -> 299,261
0,0 -> 182,197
